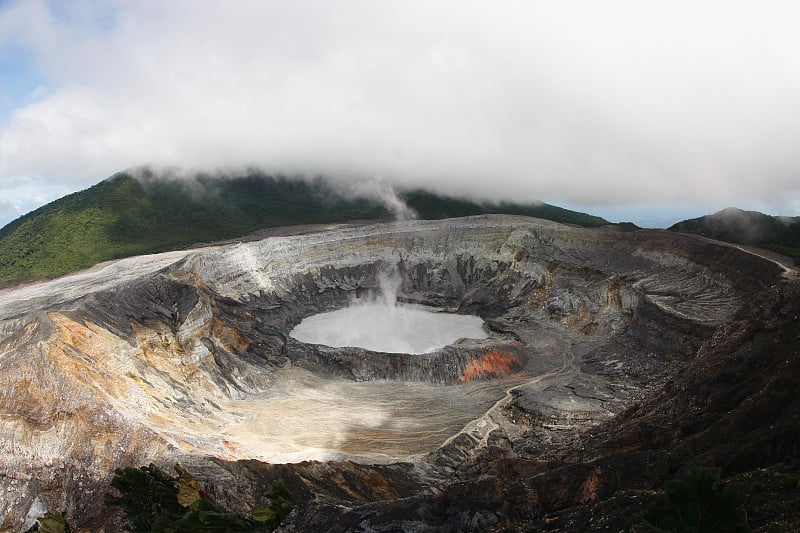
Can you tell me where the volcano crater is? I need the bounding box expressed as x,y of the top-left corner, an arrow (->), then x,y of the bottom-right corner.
0,215 -> 785,529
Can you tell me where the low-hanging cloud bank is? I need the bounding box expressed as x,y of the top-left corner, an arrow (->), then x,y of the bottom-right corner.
1,0 -> 800,226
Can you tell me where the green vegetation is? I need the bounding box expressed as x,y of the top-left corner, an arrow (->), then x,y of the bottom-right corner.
401,189 -> 612,227
669,208 -> 800,263
0,174 -> 386,283
104,463 -> 297,532
630,467 -> 749,533
0,172 -> 388,284
0,170 -> 619,284
24,512 -> 73,533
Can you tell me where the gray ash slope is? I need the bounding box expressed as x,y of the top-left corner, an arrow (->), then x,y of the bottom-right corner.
0,215 -> 794,531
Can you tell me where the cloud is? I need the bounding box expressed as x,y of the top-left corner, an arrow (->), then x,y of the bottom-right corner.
1,0 -> 800,227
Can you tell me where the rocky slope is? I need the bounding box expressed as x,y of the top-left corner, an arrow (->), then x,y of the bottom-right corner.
0,215 -> 792,531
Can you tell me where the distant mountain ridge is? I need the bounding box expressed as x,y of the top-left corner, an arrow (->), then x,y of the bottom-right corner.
0,170 -> 618,285
669,207 -> 800,262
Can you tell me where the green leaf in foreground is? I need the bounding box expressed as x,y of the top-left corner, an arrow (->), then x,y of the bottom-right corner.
24,511 -> 73,533
105,463 -> 297,532
631,467 -> 749,533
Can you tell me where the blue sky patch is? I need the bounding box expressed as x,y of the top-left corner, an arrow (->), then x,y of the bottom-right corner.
0,41 -> 46,126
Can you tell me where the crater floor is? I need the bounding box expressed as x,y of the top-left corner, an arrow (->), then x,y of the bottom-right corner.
221,368 -> 528,462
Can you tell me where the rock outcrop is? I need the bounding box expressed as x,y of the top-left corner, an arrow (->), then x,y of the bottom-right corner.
0,215 -> 791,531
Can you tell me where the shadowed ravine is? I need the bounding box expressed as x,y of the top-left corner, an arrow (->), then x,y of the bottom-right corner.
0,214 -> 790,531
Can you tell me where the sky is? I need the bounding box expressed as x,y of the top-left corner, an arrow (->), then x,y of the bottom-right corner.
1,1 -> 799,228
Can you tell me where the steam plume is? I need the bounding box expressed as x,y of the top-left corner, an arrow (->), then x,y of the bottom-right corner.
343,180 -> 417,222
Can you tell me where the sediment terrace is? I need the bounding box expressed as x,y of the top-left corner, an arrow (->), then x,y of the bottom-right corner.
0,215 -> 783,530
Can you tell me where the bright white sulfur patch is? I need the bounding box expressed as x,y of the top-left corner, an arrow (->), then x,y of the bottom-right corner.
23,496 -> 47,531
290,303 -> 487,354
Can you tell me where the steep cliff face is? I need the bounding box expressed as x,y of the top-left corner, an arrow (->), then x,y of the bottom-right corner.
0,215 -> 785,531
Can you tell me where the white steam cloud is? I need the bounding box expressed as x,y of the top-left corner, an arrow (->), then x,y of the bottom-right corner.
342,180 -> 417,222
2,1 -> 800,227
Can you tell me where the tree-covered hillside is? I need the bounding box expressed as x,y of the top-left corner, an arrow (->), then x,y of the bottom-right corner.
669,207 -> 800,263
0,170 -> 617,285
400,189 -> 612,227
